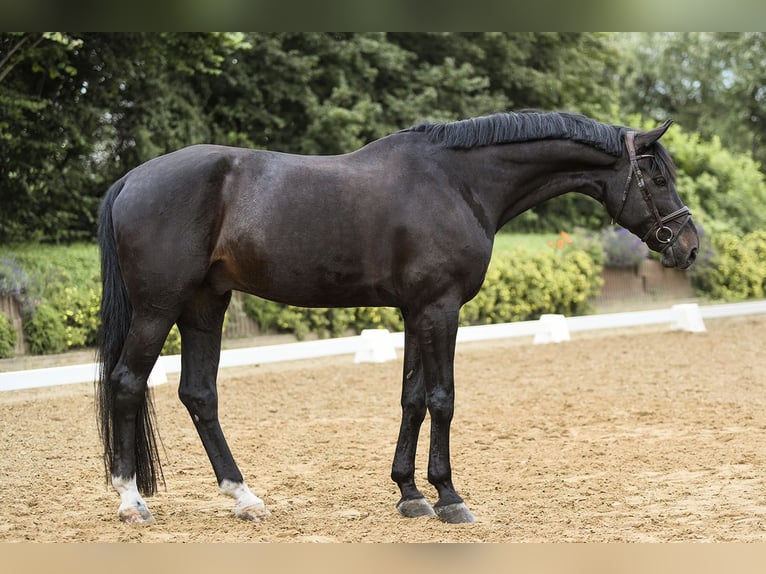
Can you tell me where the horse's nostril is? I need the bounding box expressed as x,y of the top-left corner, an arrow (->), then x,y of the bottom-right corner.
688,247 -> 698,264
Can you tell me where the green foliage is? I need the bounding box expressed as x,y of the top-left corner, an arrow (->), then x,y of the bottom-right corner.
661,127 -> 766,235
0,312 -> 17,358
616,33 -> 766,169
0,243 -> 98,287
0,33 -> 243,243
598,226 -> 649,268
161,325 -> 182,355
461,247 -> 602,325
241,296 -> 404,341
0,256 -> 32,311
1,32 -> 620,243
691,231 -> 766,301
54,284 -> 101,349
23,303 -> 67,354
0,243 -> 100,353
493,232 -> 567,254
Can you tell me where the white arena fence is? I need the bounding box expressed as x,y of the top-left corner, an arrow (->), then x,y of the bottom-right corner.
1,300 -> 765,393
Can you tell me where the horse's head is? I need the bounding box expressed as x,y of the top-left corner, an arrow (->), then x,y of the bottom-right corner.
608,120 -> 699,269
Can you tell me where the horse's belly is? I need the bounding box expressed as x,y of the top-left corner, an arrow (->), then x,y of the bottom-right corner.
209,250 -> 399,309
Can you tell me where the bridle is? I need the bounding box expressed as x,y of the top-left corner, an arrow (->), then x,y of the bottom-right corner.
612,131 -> 692,251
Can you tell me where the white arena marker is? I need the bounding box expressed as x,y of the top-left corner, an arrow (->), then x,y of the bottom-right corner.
533,314 -> 571,344
354,329 -> 397,363
672,303 -> 707,333
147,362 -> 168,387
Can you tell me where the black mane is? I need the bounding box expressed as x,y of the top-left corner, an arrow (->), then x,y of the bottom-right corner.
408,111 -> 626,157
407,110 -> 676,180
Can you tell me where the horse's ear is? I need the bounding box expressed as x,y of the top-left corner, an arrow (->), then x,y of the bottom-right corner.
634,119 -> 674,151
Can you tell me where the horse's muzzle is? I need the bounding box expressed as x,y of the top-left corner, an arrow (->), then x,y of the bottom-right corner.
662,244 -> 697,270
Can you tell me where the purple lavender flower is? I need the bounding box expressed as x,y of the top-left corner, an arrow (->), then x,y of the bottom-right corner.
599,226 -> 649,268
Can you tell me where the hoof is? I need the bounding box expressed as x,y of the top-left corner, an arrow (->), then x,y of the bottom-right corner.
396,497 -> 436,518
236,503 -> 271,522
434,502 -> 476,524
119,505 -> 154,524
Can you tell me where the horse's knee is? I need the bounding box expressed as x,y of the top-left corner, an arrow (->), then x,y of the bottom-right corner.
426,388 -> 454,423
401,395 -> 427,425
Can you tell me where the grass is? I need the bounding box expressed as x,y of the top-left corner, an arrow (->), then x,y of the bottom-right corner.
0,242 -> 100,289
493,231 -> 579,256
1,235 -> 580,274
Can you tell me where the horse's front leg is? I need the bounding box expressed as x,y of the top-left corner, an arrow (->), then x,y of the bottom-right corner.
391,319 -> 436,518
414,300 -> 476,523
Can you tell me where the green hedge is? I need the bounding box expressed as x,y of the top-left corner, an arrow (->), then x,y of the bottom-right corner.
241,296 -> 405,340
691,230 -> 766,301
23,304 -> 68,355
8,229 -> 766,356
460,247 -> 603,325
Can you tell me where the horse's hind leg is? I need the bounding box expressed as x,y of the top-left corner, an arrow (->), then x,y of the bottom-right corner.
111,312 -> 177,524
177,288 -> 269,522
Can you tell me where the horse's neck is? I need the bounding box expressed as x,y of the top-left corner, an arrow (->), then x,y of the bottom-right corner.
456,140 -> 621,233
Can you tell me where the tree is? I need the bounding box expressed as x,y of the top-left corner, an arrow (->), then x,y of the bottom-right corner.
0,32 -> 625,242
0,33 -> 93,242
616,32 -> 766,167
198,32 -> 622,233
0,33 -> 245,243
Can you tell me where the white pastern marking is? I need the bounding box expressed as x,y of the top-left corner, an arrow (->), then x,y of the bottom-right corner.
112,474 -> 149,515
220,479 -> 265,513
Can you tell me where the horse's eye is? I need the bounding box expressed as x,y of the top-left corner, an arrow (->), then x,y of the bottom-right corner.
653,176 -> 667,187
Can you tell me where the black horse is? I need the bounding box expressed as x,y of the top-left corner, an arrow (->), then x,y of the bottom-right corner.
96,111 -> 699,524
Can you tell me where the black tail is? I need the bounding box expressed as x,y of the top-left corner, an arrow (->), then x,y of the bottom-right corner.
96,176 -> 164,496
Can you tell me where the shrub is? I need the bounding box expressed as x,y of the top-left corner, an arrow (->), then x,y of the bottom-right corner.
161,325 -> 182,355
0,312 -> 17,359
23,304 -> 68,355
52,284 -> 101,349
598,226 -> 649,268
241,296 -> 404,341
569,230 -> 606,267
461,247 -> 603,325
1,244 -> 101,352
691,231 -> 766,301
3,241 -> 604,353
0,257 -> 25,297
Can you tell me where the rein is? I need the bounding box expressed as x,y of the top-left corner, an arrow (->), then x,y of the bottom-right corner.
613,131 -> 691,251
